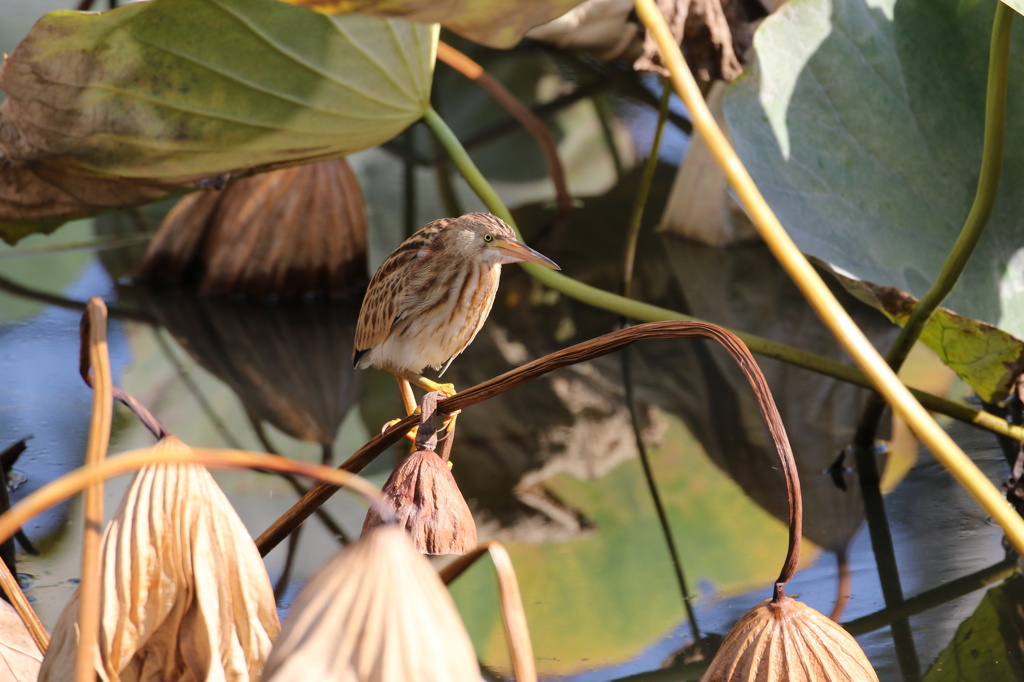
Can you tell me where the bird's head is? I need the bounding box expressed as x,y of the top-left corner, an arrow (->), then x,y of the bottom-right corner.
452,213 -> 560,270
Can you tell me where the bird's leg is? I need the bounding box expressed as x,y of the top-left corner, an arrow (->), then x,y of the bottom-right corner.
382,377 -> 421,443
397,377 -> 417,415
382,368 -> 459,443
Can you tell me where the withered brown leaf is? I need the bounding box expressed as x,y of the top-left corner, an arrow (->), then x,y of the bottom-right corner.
39,436 -> 279,681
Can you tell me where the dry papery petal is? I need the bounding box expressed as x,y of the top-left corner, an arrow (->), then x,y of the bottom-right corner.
0,599 -> 42,681
362,449 -> 477,555
135,158 -> 367,297
39,436 -> 279,681
701,597 -> 878,682
260,524 -> 480,682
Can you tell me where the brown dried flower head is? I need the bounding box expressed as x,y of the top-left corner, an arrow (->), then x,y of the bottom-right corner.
362,448 -> 478,555
701,596 -> 879,682
260,524 -> 480,682
135,157 -> 367,296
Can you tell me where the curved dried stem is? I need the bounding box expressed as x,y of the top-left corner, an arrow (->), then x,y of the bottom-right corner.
440,541 -> 536,682
77,297 -> 112,682
0,447 -> 386,549
436,41 -> 573,220
256,321 -> 803,598
0,552 -> 46,654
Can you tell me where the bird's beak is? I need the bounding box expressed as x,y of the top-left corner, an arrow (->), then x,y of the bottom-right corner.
493,238 -> 561,270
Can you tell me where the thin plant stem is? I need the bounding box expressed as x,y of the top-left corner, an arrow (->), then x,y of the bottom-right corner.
843,557 -> 1016,636
618,76 -> 700,634
77,298 -> 113,682
419,107 -> 1024,444
0,445 -> 386,548
854,2 -> 1014,448
622,359 -> 700,635
440,542 -> 537,682
622,79 -> 672,299
437,41 -> 573,218
0,557 -> 46,653
631,0 -> 1024,555
847,8 -> 1013,676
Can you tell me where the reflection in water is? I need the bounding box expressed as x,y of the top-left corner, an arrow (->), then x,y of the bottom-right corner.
628,239 -> 892,566
122,289 -> 364,464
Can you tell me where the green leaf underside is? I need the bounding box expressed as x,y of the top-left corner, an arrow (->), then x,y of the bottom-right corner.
724,0 -> 1024,346
0,0 -> 437,179
828,265 -> 1024,402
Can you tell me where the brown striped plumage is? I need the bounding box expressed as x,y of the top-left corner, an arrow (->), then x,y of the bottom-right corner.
353,213 -> 559,387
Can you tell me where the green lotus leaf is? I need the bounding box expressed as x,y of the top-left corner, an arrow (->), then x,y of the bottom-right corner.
723,0 -> 1024,375
0,0 -> 436,238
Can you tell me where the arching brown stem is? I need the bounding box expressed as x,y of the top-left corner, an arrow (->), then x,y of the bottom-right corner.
436,41 -> 574,220
255,321 -> 803,599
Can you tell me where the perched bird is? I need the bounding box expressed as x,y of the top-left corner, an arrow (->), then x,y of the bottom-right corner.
353,213 -> 560,401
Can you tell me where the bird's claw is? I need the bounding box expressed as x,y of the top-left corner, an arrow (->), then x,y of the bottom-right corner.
382,418 -> 418,443
440,409 -> 461,430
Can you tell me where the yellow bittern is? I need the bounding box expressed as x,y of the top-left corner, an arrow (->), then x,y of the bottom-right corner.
353,212 -> 559,412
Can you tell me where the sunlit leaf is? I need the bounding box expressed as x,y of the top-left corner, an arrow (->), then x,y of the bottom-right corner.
1000,1 -> 1024,17
278,0 -> 586,48
0,600 -> 42,682
0,0 -> 437,239
260,525 -> 479,681
39,436 -> 280,681
828,267 -> 1024,402
724,0 -> 1024,346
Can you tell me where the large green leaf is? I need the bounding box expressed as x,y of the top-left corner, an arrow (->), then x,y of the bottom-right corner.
0,0 -> 436,239
724,0 -> 1024,347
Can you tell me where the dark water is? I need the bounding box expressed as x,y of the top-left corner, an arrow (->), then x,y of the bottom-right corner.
0,199 -> 1018,681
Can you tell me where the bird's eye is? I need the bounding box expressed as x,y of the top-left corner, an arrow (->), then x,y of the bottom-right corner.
483,234 -> 494,243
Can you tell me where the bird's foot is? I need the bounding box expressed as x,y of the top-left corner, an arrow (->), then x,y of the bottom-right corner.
418,378 -> 456,397
440,409 -> 461,431
382,418 -> 418,443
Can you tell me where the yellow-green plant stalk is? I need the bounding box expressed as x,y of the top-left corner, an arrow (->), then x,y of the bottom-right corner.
631,0 -> 1024,553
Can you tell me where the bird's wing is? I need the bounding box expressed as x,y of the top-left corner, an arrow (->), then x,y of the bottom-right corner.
353,219 -> 449,358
